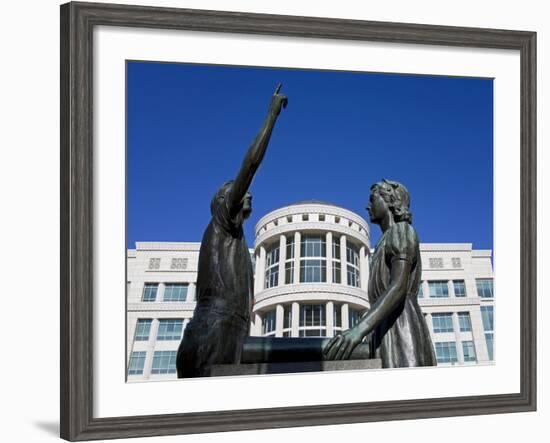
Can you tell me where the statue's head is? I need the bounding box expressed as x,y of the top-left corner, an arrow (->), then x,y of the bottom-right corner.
210,180 -> 252,220
367,179 -> 412,224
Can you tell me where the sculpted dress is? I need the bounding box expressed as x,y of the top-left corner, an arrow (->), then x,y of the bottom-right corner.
368,221 -> 437,368
176,193 -> 254,377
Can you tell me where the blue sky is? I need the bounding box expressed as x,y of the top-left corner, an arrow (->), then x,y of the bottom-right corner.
127,61 -> 493,250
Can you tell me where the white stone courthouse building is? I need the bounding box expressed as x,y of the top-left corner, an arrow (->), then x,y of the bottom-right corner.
127,202 -> 494,381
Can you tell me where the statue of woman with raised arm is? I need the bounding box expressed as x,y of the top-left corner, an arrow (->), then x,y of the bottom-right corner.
324,179 -> 436,368
177,84 -> 288,378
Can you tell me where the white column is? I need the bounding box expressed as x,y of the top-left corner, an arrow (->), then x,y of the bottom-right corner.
275,304 -> 284,337
425,312 -> 434,337
422,280 -> 429,299
156,282 -> 165,302
326,301 -> 334,337
251,313 -> 262,337
186,283 -> 196,302
142,319 -> 160,380
470,307 -> 490,362
359,246 -> 368,290
452,313 -> 465,364
291,302 -> 300,337
341,303 -> 350,330
254,246 -> 266,293
447,280 -> 454,298
278,235 -> 286,285
340,235 -> 348,286
326,232 -> 333,284
293,232 -> 301,284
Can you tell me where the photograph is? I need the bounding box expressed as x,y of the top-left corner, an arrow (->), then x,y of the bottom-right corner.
125,61 -> 495,381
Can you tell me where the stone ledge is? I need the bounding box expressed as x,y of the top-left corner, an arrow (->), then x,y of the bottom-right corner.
210,359 -> 382,376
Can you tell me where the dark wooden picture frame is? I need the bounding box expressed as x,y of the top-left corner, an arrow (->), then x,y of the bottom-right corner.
60,1 -> 536,441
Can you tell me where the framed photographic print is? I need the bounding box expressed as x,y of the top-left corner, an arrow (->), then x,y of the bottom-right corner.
60,1 -> 536,441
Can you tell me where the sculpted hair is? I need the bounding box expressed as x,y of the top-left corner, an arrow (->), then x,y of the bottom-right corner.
371,179 -> 413,223
210,180 -> 234,215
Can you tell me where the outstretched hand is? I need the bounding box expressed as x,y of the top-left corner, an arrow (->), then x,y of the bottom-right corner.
323,327 -> 363,360
270,83 -> 288,116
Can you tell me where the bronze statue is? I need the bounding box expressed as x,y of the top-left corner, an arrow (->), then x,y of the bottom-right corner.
324,179 -> 436,368
176,84 -> 288,377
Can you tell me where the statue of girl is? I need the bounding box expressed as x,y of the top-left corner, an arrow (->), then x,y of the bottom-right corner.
324,179 -> 436,368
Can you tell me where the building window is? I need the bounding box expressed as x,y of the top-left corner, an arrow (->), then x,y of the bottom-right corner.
428,281 -> 449,298
481,306 -> 494,360
451,257 -> 462,268
299,304 -> 326,337
418,283 -> 424,298
432,313 -> 454,333
349,308 -> 362,328
302,214 -> 309,221
163,283 -> 188,302
333,303 -> 342,332
476,279 -> 494,298
285,261 -> 294,285
128,351 -> 146,375
346,243 -> 361,287
301,235 -> 326,257
435,342 -> 458,364
332,236 -> 341,284
282,305 -> 292,336
142,283 -> 158,302
265,243 -> 280,288
319,214 -> 325,222
429,257 -> 444,269
156,319 -> 184,341
286,235 -> 295,259
148,258 -> 161,270
299,235 -> 327,283
458,312 -> 472,332
453,280 -> 466,297
170,257 -> 188,270
300,259 -> 326,283
151,351 -> 177,374
134,319 -> 152,341
462,341 -> 477,362
262,310 -> 276,336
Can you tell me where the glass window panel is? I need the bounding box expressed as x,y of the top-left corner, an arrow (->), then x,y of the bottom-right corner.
428,281 -> 449,298
476,279 -> 494,298
349,309 -> 361,328
142,283 -> 158,302
300,259 -> 326,283
332,237 -> 340,260
481,306 -> 494,331
333,304 -> 342,327
462,341 -> 477,362
432,313 -> 454,333
262,310 -> 276,335
300,235 -> 326,258
332,261 -> 341,284
485,333 -> 494,360
163,283 -> 188,302
453,280 -> 466,297
285,261 -> 294,284
134,319 -> 152,341
435,342 -> 458,363
283,305 -> 292,329
157,319 -> 184,341
151,351 -> 177,374
128,351 -> 146,375
458,312 -> 472,331
286,236 -> 295,259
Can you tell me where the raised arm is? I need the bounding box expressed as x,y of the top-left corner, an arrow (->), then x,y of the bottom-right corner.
324,259 -> 411,361
227,84 -> 288,218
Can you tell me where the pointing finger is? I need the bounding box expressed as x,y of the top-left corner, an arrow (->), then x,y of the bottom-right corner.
274,83 -> 282,95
